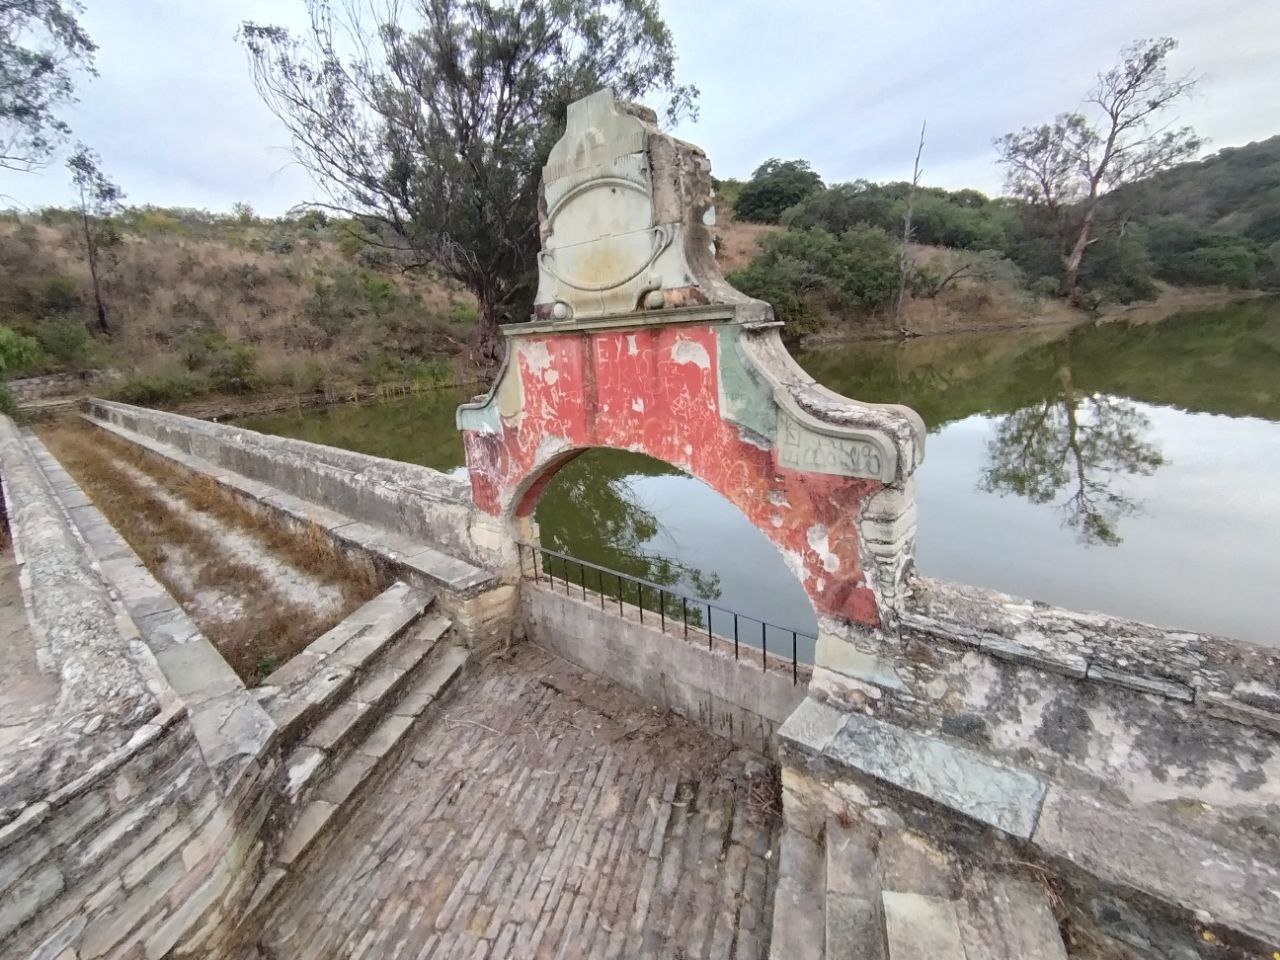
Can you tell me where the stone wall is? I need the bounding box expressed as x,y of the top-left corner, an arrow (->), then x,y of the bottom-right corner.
1,710 -> 273,960
83,398 -> 490,569
522,583 -> 807,757
82,403 -> 517,657
0,417 -> 274,960
787,572 -> 1280,957
6,370 -> 118,404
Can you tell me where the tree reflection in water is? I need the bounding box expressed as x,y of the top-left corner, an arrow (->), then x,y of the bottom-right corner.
980,364 -> 1164,546
534,450 -> 722,615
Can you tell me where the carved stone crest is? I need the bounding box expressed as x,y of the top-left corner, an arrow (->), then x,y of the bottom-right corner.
533,89 -> 745,322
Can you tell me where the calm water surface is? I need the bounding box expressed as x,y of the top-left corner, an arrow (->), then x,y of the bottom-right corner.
238,298 -> 1280,649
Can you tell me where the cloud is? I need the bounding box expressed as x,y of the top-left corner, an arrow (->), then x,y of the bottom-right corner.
1,0 -> 1276,213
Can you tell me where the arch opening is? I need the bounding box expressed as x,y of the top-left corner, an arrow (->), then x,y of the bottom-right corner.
522,446 -> 820,660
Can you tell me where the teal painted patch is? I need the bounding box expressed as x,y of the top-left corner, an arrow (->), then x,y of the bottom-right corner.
456,393 -> 501,432
716,325 -> 777,444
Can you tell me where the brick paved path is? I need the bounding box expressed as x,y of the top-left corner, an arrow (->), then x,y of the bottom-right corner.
257,645 -> 779,959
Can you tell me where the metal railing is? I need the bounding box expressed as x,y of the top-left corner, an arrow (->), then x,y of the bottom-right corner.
518,542 -> 814,685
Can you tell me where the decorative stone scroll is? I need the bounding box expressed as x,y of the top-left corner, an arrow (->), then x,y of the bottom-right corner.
775,407 -> 893,482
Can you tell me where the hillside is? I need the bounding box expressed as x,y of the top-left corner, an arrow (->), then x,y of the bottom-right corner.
0,210 -> 482,406
1107,135 -> 1280,246
1,178 -> 1267,413
715,139 -> 1279,340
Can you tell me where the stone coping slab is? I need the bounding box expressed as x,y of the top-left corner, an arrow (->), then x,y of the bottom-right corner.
1035,786 -> 1280,947
0,418 -> 159,817
902,575 -> 1280,733
84,414 -> 498,598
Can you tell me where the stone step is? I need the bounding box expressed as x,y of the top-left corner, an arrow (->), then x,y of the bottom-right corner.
273,641 -> 468,873
769,824 -> 827,960
282,613 -> 452,807
261,581 -> 437,747
882,891 -> 966,960
824,818 -> 883,960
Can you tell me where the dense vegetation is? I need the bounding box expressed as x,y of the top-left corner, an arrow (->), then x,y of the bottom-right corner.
722,135 -> 1278,336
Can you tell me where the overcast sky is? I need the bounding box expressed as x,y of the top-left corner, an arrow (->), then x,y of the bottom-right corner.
2,0 -> 1277,214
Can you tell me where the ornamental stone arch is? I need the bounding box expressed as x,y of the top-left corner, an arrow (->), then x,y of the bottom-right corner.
458,90 -> 925,663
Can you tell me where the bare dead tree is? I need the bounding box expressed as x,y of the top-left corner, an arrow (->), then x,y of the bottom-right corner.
995,38 -> 1201,303
67,145 -> 123,334
895,120 -> 925,336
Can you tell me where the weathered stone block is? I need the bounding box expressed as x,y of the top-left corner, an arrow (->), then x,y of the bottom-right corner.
814,633 -> 907,693
881,892 -> 965,960
777,698 -> 846,758
1034,787 -> 1280,947
826,713 -> 1046,839
0,862 -> 63,940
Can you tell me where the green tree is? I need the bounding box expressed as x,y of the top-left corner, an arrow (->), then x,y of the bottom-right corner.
0,0 -> 96,171
1076,229 -> 1157,305
783,180 -> 895,234
67,144 -> 124,333
734,158 -> 823,223
239,0 -> 696,363
995,38 -> 1201,303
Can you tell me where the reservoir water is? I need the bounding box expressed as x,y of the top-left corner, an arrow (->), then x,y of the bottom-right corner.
238,298 -> 1280,649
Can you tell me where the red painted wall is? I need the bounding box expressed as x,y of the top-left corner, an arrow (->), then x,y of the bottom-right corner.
463,323 -> 884,624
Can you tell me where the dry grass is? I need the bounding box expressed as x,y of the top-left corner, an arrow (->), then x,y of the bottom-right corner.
39,421 -> 383,683
714,215 -> 782,273
0,220 -> 481,394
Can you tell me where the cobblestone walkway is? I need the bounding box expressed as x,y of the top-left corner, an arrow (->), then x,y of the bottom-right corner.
257,645 -> 779,959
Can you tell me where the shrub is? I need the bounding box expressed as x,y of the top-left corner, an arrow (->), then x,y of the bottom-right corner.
36,316 -> 92,367
111,373 -> 199,406
448,300 -> 478,325
361,351 -> 452,386
0,326 -> 41,412
179,329 -> 261,393
208,341 -> 261,394
785,182 -> 1010,251
265,224 -> 295,254
728,225 -> 902,333
1079,232 -> 1158,304
1159,235 -> 1268,288
42,276 -> 80,314
1029,275 -> 1060,299
730,255 -> 821,334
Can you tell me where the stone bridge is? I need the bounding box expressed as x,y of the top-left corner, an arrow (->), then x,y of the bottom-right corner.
0,91 -> 1277,960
